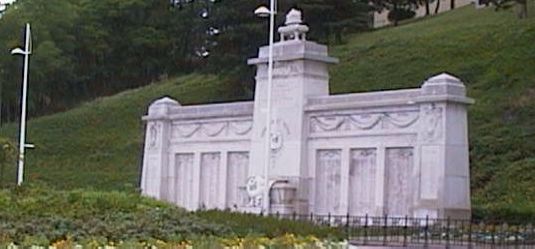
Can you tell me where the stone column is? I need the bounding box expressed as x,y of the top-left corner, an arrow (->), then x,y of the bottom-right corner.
141,97 -> 180,199
416,73 -> 473,219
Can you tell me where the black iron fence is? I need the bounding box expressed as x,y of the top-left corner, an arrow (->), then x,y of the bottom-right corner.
269,212 -> 535,248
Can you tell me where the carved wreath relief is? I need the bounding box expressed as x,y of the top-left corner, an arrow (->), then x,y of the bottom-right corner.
261,118 -> 290,153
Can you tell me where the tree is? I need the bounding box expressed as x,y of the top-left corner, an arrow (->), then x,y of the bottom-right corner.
370,0 -> 418,26
0,0 -> 373,123
297,0 -> 371,44
492,0 -> 528,18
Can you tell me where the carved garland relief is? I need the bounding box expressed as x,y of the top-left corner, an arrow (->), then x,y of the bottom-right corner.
173,120 -> 253,139
309,111 -> 420,134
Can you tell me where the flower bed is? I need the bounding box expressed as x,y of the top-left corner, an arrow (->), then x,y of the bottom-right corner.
1,234 -> 348,249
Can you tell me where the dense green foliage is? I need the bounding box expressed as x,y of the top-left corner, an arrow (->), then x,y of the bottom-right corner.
0,0 -> 369,122
0,185 -> 342,246
0,3 -> 534,220
196,211 -> 343,239
0,185 -> 227,245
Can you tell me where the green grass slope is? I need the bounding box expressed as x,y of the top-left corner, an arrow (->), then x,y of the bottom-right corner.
0,74 -> 242,190
328,4 -> 535,218
1,4 -> 535,218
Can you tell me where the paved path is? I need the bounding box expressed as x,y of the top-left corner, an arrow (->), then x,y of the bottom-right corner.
348,245 -> 533,249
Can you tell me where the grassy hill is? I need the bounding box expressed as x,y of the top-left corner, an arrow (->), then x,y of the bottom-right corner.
1,4 -> 535,218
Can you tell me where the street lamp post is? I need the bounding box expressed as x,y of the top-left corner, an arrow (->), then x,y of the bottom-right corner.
254,0 -> 276,215
11,23 -> 32,186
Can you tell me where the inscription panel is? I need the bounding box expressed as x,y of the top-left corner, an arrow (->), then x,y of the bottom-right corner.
315,149 -> 341,214
200,152 -> 221,209
175,153 -> 194,208
385,148 -> 414,217
420,146 -> 440,199
226,152 -> 249,209
349,148 -> 377,215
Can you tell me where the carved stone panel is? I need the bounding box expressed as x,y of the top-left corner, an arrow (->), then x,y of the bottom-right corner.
315,149 -> 341,214
175,153 -> 194,208
385,148 -> 414,217
420,104 -> 443,143
226,152 -> 249,209
200,152 -> 221,209
349,149 -> 377,215
273,61 -> 302,78
147,122 -> 162,151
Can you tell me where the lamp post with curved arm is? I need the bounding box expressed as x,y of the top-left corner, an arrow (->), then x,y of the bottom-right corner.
11,23 -> 32,186
254,0 -> 276,215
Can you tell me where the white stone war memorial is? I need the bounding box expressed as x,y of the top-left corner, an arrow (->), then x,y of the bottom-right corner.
140,10 -> 474,219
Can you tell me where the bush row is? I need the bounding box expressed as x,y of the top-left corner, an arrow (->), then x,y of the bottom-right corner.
0,185 -> 342,245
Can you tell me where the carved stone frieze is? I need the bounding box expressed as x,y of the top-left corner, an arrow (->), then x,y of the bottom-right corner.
172,120 -> 253,139
309,110 -> 420,134
273,61 -> 302,77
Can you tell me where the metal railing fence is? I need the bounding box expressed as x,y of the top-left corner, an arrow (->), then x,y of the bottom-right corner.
268,212 -> 535,248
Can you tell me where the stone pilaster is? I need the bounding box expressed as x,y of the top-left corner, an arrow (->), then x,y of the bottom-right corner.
141,97 -> 180,199
415,73 -> 473,219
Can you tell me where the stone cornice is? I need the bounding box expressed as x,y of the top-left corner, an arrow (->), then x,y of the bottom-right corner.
306,90 -> 474,112
143,101 -> 254,121
248,53 -> 339,65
